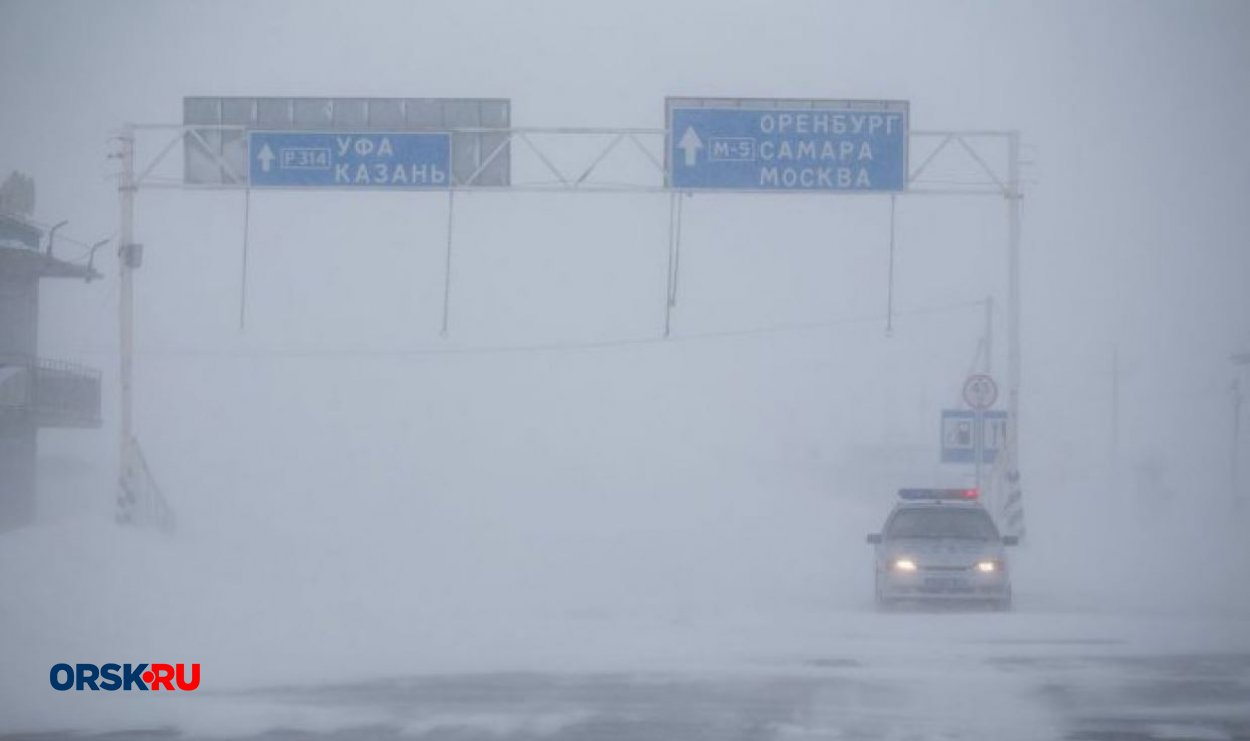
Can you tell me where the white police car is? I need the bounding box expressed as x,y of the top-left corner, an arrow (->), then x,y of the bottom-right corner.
866,488 -> 1017,610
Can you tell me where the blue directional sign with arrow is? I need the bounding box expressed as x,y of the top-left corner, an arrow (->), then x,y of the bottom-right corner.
248,131 -> 452,188
668,101 -> 908,192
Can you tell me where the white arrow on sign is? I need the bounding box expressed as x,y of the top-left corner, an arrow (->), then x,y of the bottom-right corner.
257,144 -> 275,173
678,126 -> 703,166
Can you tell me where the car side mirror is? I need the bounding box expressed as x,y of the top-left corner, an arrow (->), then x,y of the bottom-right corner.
866,533 -> 882,545
1002,535 -> 1019,546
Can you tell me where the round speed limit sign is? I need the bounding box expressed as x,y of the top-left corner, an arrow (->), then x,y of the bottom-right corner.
962,374 -> 998,409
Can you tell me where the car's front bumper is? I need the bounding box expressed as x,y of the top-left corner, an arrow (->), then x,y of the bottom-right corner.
878,568 -> 1010,602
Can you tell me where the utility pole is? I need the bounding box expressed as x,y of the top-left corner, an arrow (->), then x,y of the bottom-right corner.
1234,378 -> 1242,506
116,124 -> 137,523
1233,352 -> 1250,507
117,124 -> 135,519
1006,133 -> 1021,453
983,296 -> 994,375
1004,131 -> 1024,537
113,126 -> 170,530
1112,344 -> 1120,501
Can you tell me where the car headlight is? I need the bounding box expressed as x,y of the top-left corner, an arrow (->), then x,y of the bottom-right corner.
975,560 -> 997,573
892,558 -> 918,572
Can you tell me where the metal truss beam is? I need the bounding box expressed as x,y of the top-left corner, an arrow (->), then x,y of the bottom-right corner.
125,124 -> 1014,197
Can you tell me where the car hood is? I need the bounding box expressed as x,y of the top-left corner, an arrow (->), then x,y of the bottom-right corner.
883,538 -> 1004,568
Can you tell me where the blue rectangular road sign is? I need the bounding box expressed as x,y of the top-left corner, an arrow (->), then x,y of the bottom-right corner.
941,409 -> 1008,464
668,103 -> 908,191
248,131 -> 451,188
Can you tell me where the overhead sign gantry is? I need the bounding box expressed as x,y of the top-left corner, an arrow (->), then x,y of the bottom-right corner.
114,94 -> 1026,539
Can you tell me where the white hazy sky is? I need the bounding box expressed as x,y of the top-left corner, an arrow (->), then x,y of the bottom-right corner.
1,0 -> 1248,571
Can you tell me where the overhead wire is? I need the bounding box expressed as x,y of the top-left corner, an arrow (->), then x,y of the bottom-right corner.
111,297 -> 990,361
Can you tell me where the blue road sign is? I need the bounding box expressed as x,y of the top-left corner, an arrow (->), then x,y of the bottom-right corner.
668,104 -> 907,191
941,409 -> 1008,464
248,131 -> 451,188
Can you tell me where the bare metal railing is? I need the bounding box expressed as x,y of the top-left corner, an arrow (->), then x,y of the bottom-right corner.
0,355 -> 102,428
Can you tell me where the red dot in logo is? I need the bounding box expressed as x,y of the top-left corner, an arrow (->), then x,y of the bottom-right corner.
142,671 -> 154,684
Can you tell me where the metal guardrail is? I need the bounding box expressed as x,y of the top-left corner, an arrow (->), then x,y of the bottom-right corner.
0,355 -> 102,428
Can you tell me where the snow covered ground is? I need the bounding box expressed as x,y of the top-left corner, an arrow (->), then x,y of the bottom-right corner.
2,474 -> 1247,739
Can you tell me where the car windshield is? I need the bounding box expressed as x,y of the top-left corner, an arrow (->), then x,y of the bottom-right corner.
886,508 -> 999,540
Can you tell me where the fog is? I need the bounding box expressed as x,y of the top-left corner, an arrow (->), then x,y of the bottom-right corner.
2,1 -> 1249,738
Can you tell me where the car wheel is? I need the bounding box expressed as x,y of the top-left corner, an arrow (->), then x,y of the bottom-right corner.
874,572 -> 893,612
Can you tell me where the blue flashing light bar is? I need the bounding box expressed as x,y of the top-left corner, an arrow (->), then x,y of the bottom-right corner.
898,488 -> 979,501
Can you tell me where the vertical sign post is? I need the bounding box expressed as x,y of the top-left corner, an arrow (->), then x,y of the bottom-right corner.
116,124 -> 135,523
962,374 -> 999,491
975,409 -> 984,492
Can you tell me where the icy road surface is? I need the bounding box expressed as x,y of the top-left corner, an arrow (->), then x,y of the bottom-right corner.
185,652 -> 1250,740
238,654 -> 1250,741
3,492 -> 1248,740
4,632 -> 1250,740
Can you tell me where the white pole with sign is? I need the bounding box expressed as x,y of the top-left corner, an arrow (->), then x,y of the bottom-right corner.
963,373 -> 998,492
